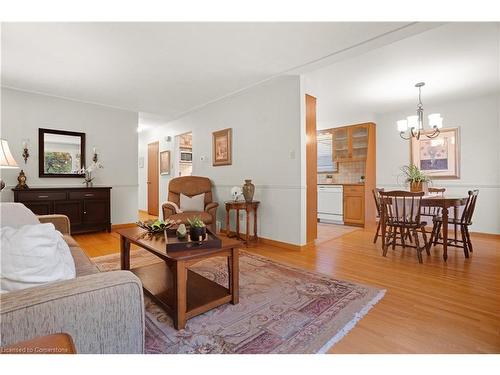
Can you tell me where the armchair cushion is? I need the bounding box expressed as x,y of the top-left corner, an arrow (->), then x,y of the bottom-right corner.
180,193 -> 205,212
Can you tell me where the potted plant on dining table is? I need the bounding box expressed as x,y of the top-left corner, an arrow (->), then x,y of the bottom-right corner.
401,164 -> 431,192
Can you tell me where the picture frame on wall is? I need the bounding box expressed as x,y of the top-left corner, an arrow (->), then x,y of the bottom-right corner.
410,127 -> 460,179
212,128 -> 232,166
160,150 -> 170,175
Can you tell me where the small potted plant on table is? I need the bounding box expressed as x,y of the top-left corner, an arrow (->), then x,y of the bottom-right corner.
401,164 -> 431,192
187,216 -> 206,241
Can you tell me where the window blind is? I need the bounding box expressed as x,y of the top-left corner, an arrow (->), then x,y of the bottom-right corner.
317,132 -> 336,173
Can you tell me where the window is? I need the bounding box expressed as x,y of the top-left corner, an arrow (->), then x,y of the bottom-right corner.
317,132 -> 337,173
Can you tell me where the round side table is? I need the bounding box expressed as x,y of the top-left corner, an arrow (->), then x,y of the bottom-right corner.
224,200 -> 260,246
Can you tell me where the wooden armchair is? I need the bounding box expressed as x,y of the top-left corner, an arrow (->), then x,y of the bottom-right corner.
162,176 -> 218,231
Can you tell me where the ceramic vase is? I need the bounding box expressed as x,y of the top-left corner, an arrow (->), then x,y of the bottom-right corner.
242,179 -> 255,202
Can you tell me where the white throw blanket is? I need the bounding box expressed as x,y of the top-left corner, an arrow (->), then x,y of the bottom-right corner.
0,223 -> 76,293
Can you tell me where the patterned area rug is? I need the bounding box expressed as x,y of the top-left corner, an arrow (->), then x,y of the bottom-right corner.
92,249 -> 384,354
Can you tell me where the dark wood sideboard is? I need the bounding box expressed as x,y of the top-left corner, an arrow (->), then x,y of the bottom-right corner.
13,187 -> 112,234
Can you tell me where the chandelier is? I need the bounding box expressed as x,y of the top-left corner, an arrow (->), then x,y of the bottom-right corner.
397,82 -> 443,140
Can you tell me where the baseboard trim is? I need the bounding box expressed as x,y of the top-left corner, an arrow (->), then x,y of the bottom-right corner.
470,231 -> 500,240
220,229 -> 305,251
259,237 -> 306,251
111,223 -> 137,230
393,225 -> 499,240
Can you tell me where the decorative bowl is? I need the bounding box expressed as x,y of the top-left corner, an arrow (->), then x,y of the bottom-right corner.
136,219 -> 179,233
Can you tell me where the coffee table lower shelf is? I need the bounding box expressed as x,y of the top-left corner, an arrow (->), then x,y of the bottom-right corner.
130,262 -> 232,324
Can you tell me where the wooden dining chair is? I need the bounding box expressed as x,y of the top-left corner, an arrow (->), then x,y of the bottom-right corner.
379,190 -> 430,263
421,187 -> 446,236
428,187 -> 446,195
429,190 -> 479,258
373,188 -> 412,245
372,188 -> 384,244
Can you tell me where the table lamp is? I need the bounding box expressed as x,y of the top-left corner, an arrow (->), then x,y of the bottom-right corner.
0,138 -> 19,191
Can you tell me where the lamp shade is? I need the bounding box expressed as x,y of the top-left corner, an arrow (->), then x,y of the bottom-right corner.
0,139 -> 19,168
407,116 -> 419,129
428,113 -> 443,129
397,120 -> 408,132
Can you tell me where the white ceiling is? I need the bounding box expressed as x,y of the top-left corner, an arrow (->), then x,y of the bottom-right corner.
304,23 -> 500,124
2,22 -> 435,121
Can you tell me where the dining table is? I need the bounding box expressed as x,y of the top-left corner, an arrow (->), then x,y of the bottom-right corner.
421,195 -> 469,261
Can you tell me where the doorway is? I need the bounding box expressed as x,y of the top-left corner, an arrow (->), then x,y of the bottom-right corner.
175,132 -> 192,177
147,141 -> 159,215
305,94 -> 317,243
307,96 -> 363,245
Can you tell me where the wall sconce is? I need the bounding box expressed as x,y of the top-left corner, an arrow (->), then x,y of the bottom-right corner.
92,147 -> 98,163
22,140 -> 30,164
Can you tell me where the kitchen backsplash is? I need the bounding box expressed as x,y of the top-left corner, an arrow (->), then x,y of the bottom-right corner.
318,160 -> 366,184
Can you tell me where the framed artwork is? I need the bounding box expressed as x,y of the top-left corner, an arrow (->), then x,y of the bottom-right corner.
410,127 -> 460,179
160,150 -> 170,175
212,128 -> 232,166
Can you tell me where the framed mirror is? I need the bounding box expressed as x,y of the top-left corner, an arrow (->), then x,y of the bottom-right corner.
39,128 -> 86,177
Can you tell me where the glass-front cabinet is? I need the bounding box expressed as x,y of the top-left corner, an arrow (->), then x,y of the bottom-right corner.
332,124 -> 369,162
332,127 -> 349,161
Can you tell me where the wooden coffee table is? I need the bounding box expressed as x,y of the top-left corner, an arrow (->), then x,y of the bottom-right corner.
117,227 -> 241,329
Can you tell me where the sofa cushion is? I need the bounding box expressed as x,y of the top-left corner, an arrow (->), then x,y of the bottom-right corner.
0,223 -> 76,292
62,235 -> 99,276
168,211 -> 213,224
0,203 -> 40,229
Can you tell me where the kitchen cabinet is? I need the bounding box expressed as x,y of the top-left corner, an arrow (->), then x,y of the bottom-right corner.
343,185 -> 365,226
332,124 -> 369,162
13,187 -> 112,233
318,122 -> 376,229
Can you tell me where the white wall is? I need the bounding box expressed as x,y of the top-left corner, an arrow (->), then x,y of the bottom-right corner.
138,76 -> 305,245
138,123 -> 175,213
376,94 -> 500,234
0,88 -> 139,224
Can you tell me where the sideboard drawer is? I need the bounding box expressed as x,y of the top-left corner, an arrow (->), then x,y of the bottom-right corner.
16,191 -> 67,201
69,190 -> 109,200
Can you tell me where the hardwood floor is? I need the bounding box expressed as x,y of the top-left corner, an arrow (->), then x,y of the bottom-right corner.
74,215 -> 500,353
316,222 -> 360,244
